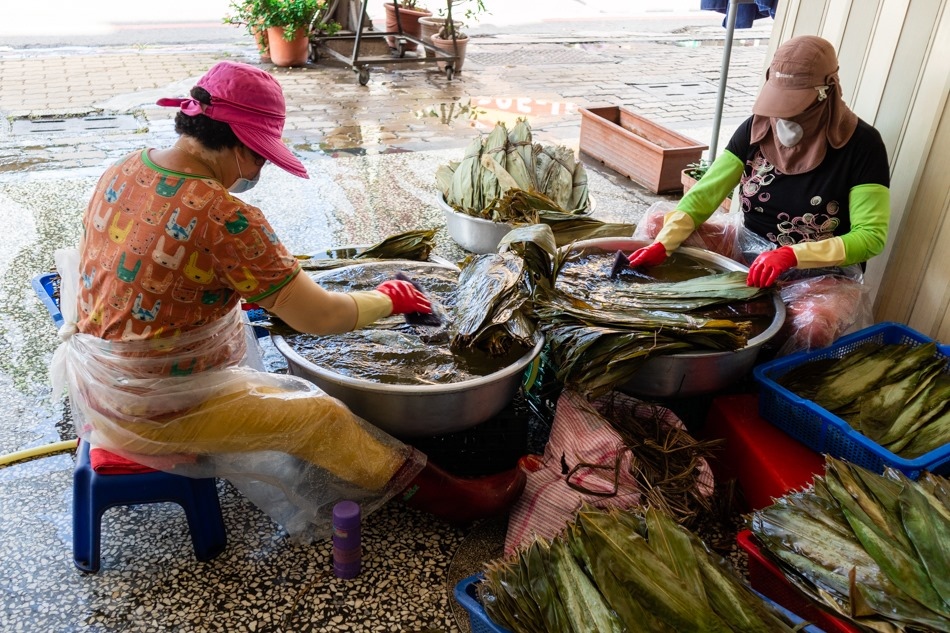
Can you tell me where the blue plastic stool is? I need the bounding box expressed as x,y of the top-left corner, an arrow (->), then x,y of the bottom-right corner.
32,272 -> 228,572
73,439 -> 227,572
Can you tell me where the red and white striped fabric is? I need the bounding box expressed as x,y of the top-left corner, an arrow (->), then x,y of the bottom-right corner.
504,390 -> 714,555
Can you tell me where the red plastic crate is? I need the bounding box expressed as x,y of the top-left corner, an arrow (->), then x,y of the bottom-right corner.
738,530 -> 860,633
704,394 -> 825,510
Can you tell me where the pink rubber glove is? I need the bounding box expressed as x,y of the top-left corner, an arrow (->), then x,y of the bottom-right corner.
375,280 -> 432,315
747,246 -> 797,287
626,241 -> 668,268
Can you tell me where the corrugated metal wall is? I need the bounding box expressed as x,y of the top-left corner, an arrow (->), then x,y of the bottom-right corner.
771,0 -> 950,338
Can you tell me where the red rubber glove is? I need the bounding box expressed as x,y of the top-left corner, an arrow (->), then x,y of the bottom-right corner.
626,241 -> 668,268
747,246 -> 797,287
375,279 -> 432,315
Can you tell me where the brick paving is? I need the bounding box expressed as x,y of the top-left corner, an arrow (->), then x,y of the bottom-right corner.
0,24 -> 769,172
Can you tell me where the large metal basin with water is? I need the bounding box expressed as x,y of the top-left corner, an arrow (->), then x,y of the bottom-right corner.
272,261 -> 543,437
563,238 -> 786,398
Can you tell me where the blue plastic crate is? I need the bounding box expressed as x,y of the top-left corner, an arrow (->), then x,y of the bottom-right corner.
31,271 -> 270,338
454,573 -> 826,632
754,321 -> 950,479
32,272 -> 64,329
454,575 -> 510,633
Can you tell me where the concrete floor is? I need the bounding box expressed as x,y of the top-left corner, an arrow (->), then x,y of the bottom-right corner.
0,11 -> 771,632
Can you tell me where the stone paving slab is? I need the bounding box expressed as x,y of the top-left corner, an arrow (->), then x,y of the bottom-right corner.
0,26 -> 769,173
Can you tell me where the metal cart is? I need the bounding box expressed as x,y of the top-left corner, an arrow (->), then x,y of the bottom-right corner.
311,0 -> 459,85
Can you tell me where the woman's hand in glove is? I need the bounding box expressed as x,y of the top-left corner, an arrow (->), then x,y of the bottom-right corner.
747,246 -> 797,287
627,241 -> 668,268
375,280 -> 432,315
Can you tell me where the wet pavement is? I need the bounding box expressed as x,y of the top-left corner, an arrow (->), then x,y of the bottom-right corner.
0,10 -> 770,633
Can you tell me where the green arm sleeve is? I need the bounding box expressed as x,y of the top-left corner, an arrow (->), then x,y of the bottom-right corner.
676,151 -> 745,225
839,183 -> 890,266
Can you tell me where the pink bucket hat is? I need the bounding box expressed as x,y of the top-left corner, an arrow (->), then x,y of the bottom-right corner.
157,61 -> 308,178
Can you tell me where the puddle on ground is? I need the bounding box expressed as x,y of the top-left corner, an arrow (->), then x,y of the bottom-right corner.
320,125 -> 365,150
0,155 -> 51,173
292,140 -> 412,158
413,95 -> 578,131
413,98 -> 485,125
474,96 -> 578,119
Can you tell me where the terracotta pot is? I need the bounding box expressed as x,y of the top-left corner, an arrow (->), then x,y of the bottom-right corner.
266,26 -> 310,67
431,33 -> 469,72
418,16 -> 446,46
383,3 -> 431,52
251,25 -> 271,64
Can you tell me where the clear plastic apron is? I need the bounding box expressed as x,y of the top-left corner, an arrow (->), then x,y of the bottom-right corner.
51,248 -> 423,540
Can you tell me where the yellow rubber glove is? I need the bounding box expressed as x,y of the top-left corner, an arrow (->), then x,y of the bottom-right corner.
349,291 -> 394,329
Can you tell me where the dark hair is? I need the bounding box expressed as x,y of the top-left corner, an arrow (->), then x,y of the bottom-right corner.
174,86 -> 241,150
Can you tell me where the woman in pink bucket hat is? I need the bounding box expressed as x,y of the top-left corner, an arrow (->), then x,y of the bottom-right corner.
623,36 -> 891,355
51,61 -> 525,539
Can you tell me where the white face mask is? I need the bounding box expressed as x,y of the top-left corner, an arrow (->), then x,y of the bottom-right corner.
774,119 -> 804,147
229,151 -> 260,193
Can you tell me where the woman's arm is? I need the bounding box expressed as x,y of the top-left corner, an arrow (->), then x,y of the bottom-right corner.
791,183 -> 890,268
656,151 -> 746,253
256,273 -> 382,334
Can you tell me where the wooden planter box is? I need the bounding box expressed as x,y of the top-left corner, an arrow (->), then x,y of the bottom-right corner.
579,106 -> 708,194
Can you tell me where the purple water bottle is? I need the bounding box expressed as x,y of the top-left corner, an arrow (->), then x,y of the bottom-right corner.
332,501 -> 361,579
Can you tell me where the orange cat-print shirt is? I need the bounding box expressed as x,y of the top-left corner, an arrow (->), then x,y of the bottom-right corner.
77,150 -> 299,366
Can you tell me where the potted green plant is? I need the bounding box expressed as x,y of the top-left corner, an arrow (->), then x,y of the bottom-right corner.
383,0 -> 432,54
427,0 -> 485,72
225,0 -> 339,67
224,0 -> 273,62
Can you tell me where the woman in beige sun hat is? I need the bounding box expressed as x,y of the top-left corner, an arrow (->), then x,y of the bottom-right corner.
625,35 -> 891,354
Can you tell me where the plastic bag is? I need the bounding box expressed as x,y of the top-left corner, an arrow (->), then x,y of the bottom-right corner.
52,249 -> 423,541
632,200 -> 745,261
775,272 -> 872,356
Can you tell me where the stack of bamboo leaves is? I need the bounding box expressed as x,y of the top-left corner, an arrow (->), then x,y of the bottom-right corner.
436,119 -> 592,220
777,341 -> 950,458
538,270 -> 764,398
449,225 -> 556,356
294,229 -> 436,271
448,224 -> 768,394
751,455 -> 950,632
478,505 -> 805,632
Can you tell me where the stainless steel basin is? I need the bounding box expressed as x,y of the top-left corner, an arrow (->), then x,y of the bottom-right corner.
561,238 -> 786,398
437,194 -> 595,254
272,261 -> 544,437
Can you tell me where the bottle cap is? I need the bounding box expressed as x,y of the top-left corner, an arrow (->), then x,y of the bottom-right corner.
332,500 -> 360,529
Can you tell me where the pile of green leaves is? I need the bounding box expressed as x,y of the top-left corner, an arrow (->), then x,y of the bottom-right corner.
436,119 -> 591,218
538,271 -> 762,399
777,341 -> 950,458
449,224 -> 766,396
751,456 -> 950,631
479,505 -> 803,632
294,229 -> 436,271
449,225 -> 556,356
